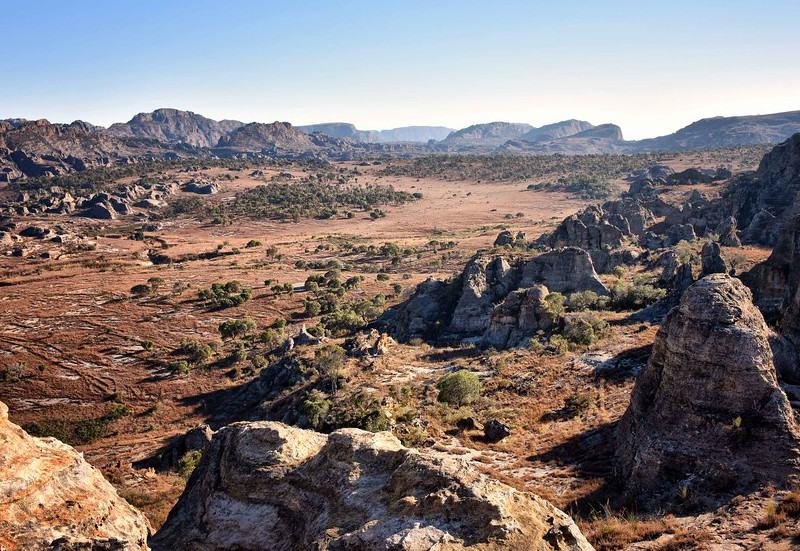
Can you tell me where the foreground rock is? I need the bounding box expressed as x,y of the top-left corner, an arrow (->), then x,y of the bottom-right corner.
616,275 -> 800,505
152,422 -> 593,551
0,401 -> 150,551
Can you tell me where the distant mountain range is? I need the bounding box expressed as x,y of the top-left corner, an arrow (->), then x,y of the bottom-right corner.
2,108 -> 800,180
297,123 -> 453,144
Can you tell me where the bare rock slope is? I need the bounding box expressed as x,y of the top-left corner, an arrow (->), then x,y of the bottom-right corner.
152,422 -> 594,551
616,275 -> 800,505
0,401 -> 150,551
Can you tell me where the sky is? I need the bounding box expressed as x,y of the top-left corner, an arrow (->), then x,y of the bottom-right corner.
2,0 -> 799,140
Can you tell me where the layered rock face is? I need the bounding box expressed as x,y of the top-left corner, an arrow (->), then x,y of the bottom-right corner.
0,401 -> 150,551
152,422 -> 593,551
616,275 -> 800,503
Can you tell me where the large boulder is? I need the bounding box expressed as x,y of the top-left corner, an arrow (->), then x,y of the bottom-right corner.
151,422 -> 593,551
380,277 -> 447,342
700,240 -> 728,276
521,247 -> 609,296
483,284 -> 555,349
615,275 -> 800,505
0,401 -> 150,551
448,255 -> 517,336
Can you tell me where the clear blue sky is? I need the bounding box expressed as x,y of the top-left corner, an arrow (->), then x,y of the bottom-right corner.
2,0 -> 799,139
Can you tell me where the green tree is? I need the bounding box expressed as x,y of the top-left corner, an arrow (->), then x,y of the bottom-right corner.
436,370 -> 481,407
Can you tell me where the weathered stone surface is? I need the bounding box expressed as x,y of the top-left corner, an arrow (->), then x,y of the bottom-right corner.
493,230 -> 516,247
0,401 -> 150,551
483,284 -> 554,349
521,248 -> 609,296
87,201 -> 117,220
716,216 -> 742,247
184,424 -> 214,452
662,223 -> 696,247
616,275 -> 800,505
380,277 -> 446,342
152,422 -> 593,551
183,180 -> 220,194
448,255 -> 516,336
700,240 -> 728,276
743,215 -> 800,320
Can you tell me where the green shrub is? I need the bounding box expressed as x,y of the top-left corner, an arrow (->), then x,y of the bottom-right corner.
178,339 -> 213,364
376,273 -> 390,281
218,317 -> 257,339
169,360 -> 190,374
436,370 -> 481,407
563,312 -> 610,346
177,450 -> 203,478
567,290 -> 609,311
610,274 -> 666,310
130,283 -> 152,297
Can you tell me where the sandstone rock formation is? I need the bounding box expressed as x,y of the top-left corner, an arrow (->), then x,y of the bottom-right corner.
0,401 -> 150,551
616,275 -> 800,504
484,285 -> 555,349
700,240 -> 728,275
521,248 -> 609,296
744,215 -> 800,320
448,255 -> 516,336
152,422 -> 593,551
384,248 -> 607,348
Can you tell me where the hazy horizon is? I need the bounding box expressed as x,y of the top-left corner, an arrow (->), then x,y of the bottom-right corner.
3,0 -> 799,140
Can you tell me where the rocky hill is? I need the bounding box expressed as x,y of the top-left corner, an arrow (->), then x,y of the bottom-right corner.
501,124 -> 626,154
151,421 -> 593,551
105,108 -> 243,148
0,119 -> 200,181
439,121 -> 533,149
373,125 -> 454,143
518,119 -> 595,143
0,401 -> 150,551
297,122 -> 377,143
634,110 -> 800,152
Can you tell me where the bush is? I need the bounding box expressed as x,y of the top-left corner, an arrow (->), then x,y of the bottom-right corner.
130,283 -> 152,297
178,339 -> 213,364
376,273 -> 390,281
169,360 -> 190,374
436,370 -> 481,407
177,450 -> 203,478
610,274 -> 666,310
198,281 -> 252,309
567,290 -> 609,311
218,317 -> 257,339
563,312 -> 610,346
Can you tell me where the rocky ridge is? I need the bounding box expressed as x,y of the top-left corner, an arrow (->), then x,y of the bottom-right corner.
152,421 -> 593,551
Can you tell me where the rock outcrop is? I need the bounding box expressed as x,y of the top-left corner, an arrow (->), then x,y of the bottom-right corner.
521,248 -> 609,296
483,285 -> 555,349
743,215 -> 800,320
616,275 -> 800,504
0,401 -> 150,551
152,422 -> 593,551
700,240 -> 728,276
448,255 -> 516,336
384,248 -> 607,348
